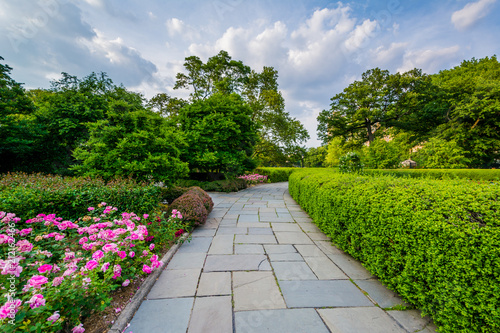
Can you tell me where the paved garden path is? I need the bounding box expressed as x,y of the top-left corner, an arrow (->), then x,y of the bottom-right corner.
125,182 -> 437,333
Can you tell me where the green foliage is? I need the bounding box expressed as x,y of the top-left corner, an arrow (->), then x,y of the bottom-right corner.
413,137 -> 470,168
304,146 -> 327,167
0,172 -> 164,220
175,178 -> 247,192
363,168 -> 500,181
338,152 -> 364,174
254,167 -> 301,182
178,93 -> 258,176
71,103 -> 188,185
324,137 -> 347,167
289,169 -> 500,333
362,137 -> 406,169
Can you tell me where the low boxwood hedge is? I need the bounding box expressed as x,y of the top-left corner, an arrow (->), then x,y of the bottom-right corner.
364,168 -> 500,181
254,167 -> 302,182
0,172 -> 165,220
289,169 -> 500,333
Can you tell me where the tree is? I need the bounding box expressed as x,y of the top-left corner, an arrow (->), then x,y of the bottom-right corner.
317,68 -> 427,148
413,137 -> 470,169
324,137 -> 347,167
431,56 -> 500,167
174,51 -> 309,167
147,93 -> 187,119
0,56 -> 41,173
304,146 -> 327,167
71,103 -> 188,184
177,93 -> 258,177
362,138 -> 404,169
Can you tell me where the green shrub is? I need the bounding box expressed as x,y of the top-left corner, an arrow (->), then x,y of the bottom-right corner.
175,178 -> 247,192
338,151 -> 364,174
364,168 -> 500,181
0,172 -> 164,220
289,169 -> 500,333
254,167 -> 299,182
159,186 -> 189,204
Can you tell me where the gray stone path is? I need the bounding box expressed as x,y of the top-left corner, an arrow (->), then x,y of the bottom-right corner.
125,182 -> 437,333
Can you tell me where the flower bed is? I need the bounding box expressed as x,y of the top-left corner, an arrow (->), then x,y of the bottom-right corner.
237,173 -> 268,185
0,203 -> 190,332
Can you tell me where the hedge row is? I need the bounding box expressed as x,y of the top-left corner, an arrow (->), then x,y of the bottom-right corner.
176,178 -> 247,192
364,168 -> 500,181
289,169 -> 500,333
254,167 -> 303,182
0,172 -> 165,220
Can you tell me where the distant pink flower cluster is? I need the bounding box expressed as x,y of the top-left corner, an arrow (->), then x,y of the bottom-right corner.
238,174 -> 268,185
171,209 -> 183,219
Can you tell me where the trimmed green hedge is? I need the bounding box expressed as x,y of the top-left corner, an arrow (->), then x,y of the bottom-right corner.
254,167 -> 303,182
0,172 -> 165,220
289,169 -> 500,333
365,168 -> 500,181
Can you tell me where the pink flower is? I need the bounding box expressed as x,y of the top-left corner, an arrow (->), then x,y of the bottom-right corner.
149,243 -> 155,251
0,299 -> 22,319
38,264 -> 53,274
72,323 -> 85,333
101,262 -> 110,272
143,214 -> 149,219
64,252 -> 76,261
52,276 -> 64,287
142,264 -> 152,274
85,260 -> 99,270
92,250 -> 104,260
55,234 -> 65,241
150,254 -> 159,263
47,311 -> 60,324
19,228 -> 33,236
175,229 -> 185,237
28,294 -> 46,309
16,239 -> 33,252
0,234 -> 14,244
28,275 -> 49,288
129,251 -> 135,258
1,261 -> 23,277
112,264 -> 122,279
117,251 -> 127,259
102,243 -> 118,253
142,250 -> 149,256
115,307 -> 121,313
79,237 -> 89,245
88,207 -> 95,211
122,279 -> 130,287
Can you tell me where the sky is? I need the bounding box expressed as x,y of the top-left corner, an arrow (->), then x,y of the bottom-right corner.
1,0 -> 499,147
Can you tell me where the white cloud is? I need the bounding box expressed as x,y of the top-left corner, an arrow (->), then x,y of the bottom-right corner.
371,42 -> 408,66
398,45 -> 460,73
344,19 -> 378,52
166,18 -> 200,40
451,0 -> 497,30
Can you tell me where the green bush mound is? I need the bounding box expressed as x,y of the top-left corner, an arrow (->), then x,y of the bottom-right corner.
176,178 -> 247,192
0,172 -> 164,220
289,169 -> 500,333
167,187 -> 213,227
254,167 -> 301,182
364,168 -> 500,181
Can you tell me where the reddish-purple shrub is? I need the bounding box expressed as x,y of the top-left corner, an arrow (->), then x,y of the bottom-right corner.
185,186 -> 214,213
168,193 -> 208,227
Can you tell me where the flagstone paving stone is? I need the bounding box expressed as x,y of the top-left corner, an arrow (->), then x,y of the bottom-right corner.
127,182 -> 436,333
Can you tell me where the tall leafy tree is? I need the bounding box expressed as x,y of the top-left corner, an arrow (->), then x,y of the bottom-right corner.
174,51 -> 309,166
431,56 -> 500,167
317,68 -> 428,148
177,93 -> 258,176
0,56 -> 42,173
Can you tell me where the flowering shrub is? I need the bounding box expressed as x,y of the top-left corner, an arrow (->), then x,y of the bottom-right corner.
0,203 -> 188,332
238,173 -> 269,185
168,193 -> 207,227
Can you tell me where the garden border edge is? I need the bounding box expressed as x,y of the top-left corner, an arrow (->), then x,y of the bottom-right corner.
108,232 -> 189,333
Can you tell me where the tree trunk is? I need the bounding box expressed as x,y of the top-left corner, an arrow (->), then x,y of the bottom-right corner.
365,118 -> 375,143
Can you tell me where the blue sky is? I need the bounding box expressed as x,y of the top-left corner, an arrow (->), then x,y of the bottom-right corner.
1,0 -> 499,146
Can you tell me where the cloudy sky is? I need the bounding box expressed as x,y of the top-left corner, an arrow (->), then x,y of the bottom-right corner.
1,0 -> 499,146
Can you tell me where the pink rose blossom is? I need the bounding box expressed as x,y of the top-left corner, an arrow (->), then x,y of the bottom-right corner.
0,299 -> 22,319
143,214 -> 149,219
20,228 -> 33,236
92,250 -> 104,260
47,311 -> 60,324
55,234 -> 65,241
122,279 -> 130,287
28,275 -> 49,288
112,264 -> 122,279
1,261 -> 23,277
79,237 -> 89,245
88,207 -> 95,211
85,260 -> 99,270
117,251 -> 127,259
72,323 -> 85,333
0,234 -> 14,244
38,264 -> 53,274
52,276 -> 64,287
142,264 -> 152,274
102,243 -> 118,253
129,251 -> 135,258
101,262 -> 110,271
28,294 -> 46,309
149,243 -> 155,251
16,239 -> 34,252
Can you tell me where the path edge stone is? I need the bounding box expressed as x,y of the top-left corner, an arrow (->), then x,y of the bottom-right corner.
108,232 -> 190,333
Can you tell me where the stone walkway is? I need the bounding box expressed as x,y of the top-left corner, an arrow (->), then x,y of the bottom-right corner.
125,182 -> 437,333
